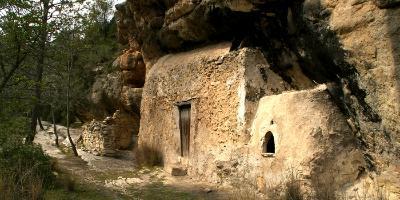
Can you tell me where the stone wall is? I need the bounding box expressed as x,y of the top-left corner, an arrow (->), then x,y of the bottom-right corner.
82,110 -> 140,156
139,43 -> 245,178
242,85 -> 366,197
82,120 -> 115,156
139,43 -> 291,179
137,43 -> 380,197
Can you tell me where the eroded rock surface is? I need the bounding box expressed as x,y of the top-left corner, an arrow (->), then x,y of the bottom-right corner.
84,0 -> 400,198
80,52 -> 144,153
302,0 -> 400,196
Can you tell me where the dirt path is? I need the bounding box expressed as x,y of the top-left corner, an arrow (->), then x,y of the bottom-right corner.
34,122 -> 229,200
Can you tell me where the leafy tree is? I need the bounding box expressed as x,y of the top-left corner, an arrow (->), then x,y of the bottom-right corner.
0,0 -> 119,149
0,0 -> 37,95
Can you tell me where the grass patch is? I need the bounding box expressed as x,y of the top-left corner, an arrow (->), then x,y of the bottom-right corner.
45,162 -> 130,200
95,170 -> 140,182
44,181 -> 129,200
127,181 -> 197,200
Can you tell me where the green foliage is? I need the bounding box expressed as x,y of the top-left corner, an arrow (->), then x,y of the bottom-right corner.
0,0 -> 121,198
1,0 -> 120,127
0,0 -> 121,195
39,0 -> 119,125
0,115 -> 54,200
0,117 -> 28,140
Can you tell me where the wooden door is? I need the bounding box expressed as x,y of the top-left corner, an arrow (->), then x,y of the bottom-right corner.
179,105 -> 191,157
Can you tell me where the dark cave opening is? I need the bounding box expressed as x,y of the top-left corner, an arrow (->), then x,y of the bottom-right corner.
263,131 -> 275,154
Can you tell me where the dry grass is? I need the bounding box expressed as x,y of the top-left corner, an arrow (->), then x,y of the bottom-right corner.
337,184 -> 390,200
0,144 -> 54,200
228,168 -> 306,200
264,170 -> 305,200
228,169 -> 391,200
0,172 -> 45,200
230,185 -> 259,200
313,175 -> 336,200
282,171 -> 304,200
134,143 -> 164,167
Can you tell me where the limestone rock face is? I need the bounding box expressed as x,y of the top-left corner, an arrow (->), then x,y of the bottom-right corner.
121,87 -> 142,114
302,0 -> 400,196
374,0 -> 400,8
80,73 -> 142,153
80,72 -> 142,120
80,49 -> 144,153
85,72 -> 123,120
115,40 -> 146,87
80,18 -> 146,153
111,0 -> 399,198
115,0 -> 285,62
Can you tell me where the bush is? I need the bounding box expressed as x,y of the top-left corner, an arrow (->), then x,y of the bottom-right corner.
282,171 -> 304,200
264,170 -> 305,200
0,116 -> 54,200
134,143 -> 163,168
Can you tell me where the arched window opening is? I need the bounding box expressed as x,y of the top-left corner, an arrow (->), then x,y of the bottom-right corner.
262,131 -> 275,155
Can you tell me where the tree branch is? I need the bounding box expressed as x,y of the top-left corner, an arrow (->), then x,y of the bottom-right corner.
0,35 -> 28,94
0,56 -> 5,76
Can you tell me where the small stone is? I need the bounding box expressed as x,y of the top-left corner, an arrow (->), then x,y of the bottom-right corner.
171,167 -> 187,176
215,57 -> 224,65
216,162 -> 224,169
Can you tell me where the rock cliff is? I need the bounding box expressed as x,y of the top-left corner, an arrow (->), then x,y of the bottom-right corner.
88,0 -> 399,198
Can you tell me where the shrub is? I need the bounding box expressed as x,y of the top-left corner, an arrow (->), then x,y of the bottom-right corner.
134,143 -> 164,168
0,117 -> 54,200
282,171 -> 304,200
264,170 -> 305,200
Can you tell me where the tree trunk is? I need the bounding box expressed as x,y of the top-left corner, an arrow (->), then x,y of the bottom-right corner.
51,106 -> 59,147
67,53 -> 78,156
26,107 -> 38,144
28,0 -> 50,143
38,116 -> 45,130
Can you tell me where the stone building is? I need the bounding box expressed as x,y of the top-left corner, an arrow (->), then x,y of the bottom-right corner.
82,0 -> 400,198
138,42 -> 367,196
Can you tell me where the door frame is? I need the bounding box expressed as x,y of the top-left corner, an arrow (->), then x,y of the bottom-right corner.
174,99 -> 197,162
178,103 -> 191,157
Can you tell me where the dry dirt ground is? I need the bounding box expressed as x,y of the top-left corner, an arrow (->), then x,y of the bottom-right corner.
34,122 -> 232,200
